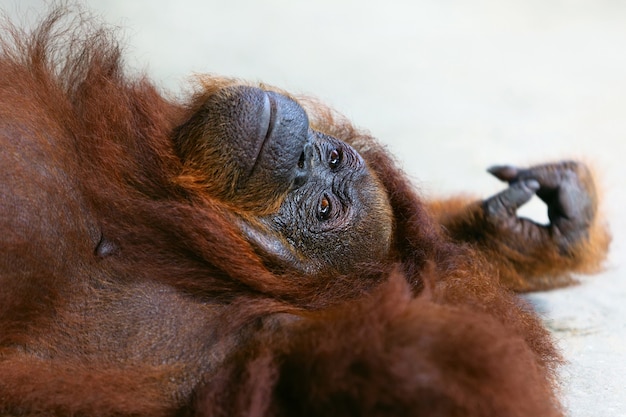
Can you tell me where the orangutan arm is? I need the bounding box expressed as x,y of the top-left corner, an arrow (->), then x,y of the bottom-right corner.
426,161 -> 610,292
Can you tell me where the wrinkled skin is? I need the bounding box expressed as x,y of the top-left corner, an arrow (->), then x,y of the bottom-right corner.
174,85 -> 393,275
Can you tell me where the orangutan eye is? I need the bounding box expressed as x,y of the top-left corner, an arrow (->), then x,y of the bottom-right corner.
317,194 -> 332,221
328,148 -> 342,169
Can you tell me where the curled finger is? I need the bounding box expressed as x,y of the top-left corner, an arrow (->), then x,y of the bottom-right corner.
483,180 -> 540,218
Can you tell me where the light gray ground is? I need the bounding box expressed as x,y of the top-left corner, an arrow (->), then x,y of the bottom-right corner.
4,1 -> 625,415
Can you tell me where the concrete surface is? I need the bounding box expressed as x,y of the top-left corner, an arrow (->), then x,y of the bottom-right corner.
3,1 -> 625,415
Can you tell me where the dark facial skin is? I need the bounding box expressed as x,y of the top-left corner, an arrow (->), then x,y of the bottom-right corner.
175,86 -> 310,211
175,85 -> 393,275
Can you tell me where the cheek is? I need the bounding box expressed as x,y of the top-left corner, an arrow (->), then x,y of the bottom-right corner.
347,175 -> 394,263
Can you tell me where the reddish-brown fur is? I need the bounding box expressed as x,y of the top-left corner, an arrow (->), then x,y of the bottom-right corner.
0,9 -> 609,417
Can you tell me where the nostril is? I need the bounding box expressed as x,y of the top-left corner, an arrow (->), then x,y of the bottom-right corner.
293,161 -> 308,189
297,150 -> 305,169
292,142 -> 312,189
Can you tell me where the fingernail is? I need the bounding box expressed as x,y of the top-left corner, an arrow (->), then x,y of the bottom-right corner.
487,165 -> 518,181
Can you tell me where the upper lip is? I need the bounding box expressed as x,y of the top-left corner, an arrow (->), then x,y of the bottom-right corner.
250,91 -> 276,175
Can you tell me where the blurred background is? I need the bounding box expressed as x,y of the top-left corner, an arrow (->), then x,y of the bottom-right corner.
2,1 -> 625,415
